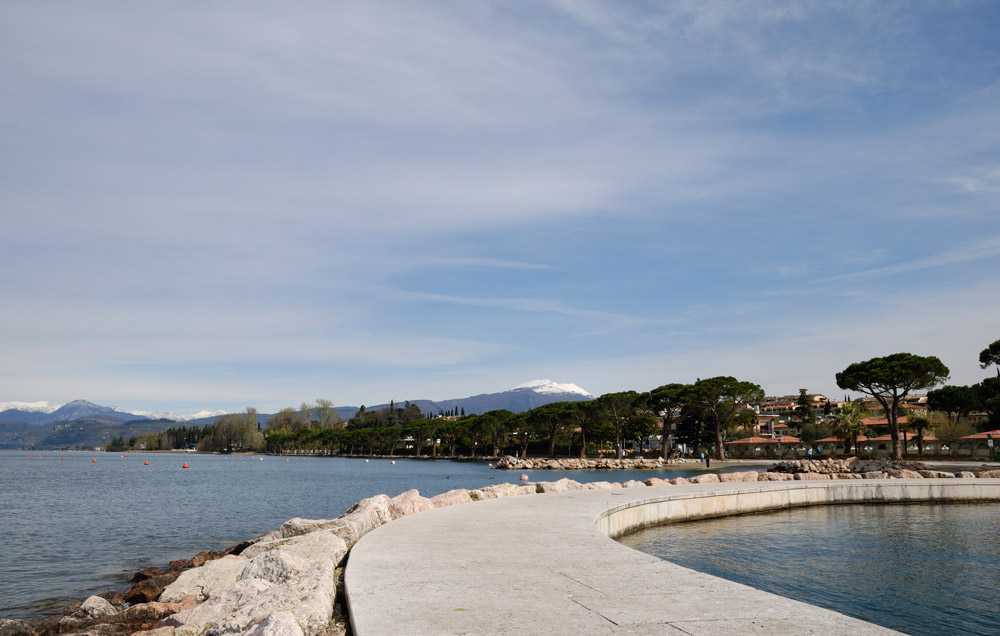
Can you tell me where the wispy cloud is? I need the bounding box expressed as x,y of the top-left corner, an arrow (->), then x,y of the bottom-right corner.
820,234 -> 1000,283
2,1 -> 998,410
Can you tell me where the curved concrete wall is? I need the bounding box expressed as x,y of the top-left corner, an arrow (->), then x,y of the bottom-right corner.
348,479 -> 1000,636
597,480 -> 1000,538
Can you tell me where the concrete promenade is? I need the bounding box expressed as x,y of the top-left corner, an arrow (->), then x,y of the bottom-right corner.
345,479 -> 1000,636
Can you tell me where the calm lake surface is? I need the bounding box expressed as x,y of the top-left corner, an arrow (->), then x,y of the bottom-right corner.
0,450 -> 735,618
620,503 -> 1000,636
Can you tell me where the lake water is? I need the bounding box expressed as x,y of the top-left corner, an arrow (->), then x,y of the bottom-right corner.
0,450 -> 733,618
619,503 -> 1000,636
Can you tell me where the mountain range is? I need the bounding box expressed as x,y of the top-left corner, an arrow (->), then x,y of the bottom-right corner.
0,380 -> 594,450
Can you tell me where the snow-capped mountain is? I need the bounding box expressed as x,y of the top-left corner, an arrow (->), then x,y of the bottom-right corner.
361,379 -> 595,417
0,400 -> 227,425
126,408 -> 229,422
0,401 -> 61,414
1,379 -> 594,428
512,379 -> 593,397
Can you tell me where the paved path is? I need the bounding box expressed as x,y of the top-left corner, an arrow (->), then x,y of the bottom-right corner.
345,479 -> 1000,636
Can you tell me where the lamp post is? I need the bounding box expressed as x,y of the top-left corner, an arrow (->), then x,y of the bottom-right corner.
988,433 -> 994,461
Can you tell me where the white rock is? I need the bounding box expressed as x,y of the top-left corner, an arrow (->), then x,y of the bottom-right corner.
273,531 -> 348,570
159,578 -> 274,629
534,478 -> 584,493
241,550 -> 311,585
79,595 -> 118,618
584,481 -> 622,490
390,489 -> 434,516
215,563 -> 335,636
243,611 -> 304,636
278,518 -> 337,539
159,555 -> 248,603
430,489 -> 473,507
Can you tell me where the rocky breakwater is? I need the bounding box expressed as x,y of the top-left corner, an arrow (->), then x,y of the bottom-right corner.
765,457 -> 1000,480
494,455 -> 697,470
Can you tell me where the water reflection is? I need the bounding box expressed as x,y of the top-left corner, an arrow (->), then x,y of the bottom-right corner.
619,504 -> 1000,636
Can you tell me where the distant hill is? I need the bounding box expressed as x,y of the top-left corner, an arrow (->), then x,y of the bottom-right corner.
0,399 -> 149,426
0,380 -> 595,447
353,379 -> 594,418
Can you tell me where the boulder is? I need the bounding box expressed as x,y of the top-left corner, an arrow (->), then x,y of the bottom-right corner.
430,489 -> 473,507
243,611 -> 304,636
476,483 -> 535,498
131,567 -> 166,583
793,472 -> 831,480
757,472 -> 793,481
975,469 -> 1000,478
278,518 -> 338,539
124,570 -> 182,605
718,471 -> 758,483
862,471 -> 888,479
670,477 -> 690,485
583,481 -> 621,490
189,551 -> 224,569
534,478 -> 585,493
390,489 -> 435,516
159,555 -> 248,603
213,563 -> 336,636
887,469 -> 924,479
159,578 -> 274,629
834,472 -> 863,479
240,550 -> 312,585
957,471 -> 977,479
687,474 -> 720,484
643,478 -> 670,487
622,480 -> 647,488
918,470 -> 955,479
78,596 -> 118,619
0,621 -> 45,636
130,627 -> 174,636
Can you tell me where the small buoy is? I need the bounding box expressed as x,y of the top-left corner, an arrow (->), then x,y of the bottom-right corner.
144,460 -> 149,465
30,455 -> 34,459
92,458 -> 97,463
285,459 -> 289,462
182,462 -> 189,469
61,457 -> 65,461
391,460 -> 396,465
488,463 -> 493,469
259,457 -> 263,461
519,473 -> 529,482
38,454 -> 42,458
124,453 -> 128,457
365,459 -> 369,463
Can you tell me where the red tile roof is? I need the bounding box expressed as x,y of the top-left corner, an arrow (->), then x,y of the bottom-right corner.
725,435 -> 801,444
960,429 -> 1000,440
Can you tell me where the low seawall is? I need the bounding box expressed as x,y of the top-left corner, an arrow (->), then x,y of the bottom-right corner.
347,479 -> 1000,636
596,480 -> 1000,538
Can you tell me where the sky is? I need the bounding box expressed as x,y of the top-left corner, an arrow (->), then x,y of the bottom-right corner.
2,1 -> 999,416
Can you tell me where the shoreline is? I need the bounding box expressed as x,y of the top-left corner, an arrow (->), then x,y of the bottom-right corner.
5,458 -> 1000,636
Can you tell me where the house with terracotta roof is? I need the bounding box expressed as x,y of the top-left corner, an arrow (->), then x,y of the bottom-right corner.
956,429 -> 1000,458
723,435 -> 805,458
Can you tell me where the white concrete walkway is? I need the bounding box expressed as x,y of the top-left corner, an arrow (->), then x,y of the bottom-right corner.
345,479 -> 1000,636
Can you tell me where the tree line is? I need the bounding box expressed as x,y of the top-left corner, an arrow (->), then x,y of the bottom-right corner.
105,339 -> 1000,461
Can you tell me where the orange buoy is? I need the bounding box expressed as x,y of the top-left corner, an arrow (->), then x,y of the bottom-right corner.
124,453 -> 128,457
30,455 -> 34,459
61,457 -> 65,461
182,462 -> 189,469
144,460 -> 149,465
92,458 -> 97,463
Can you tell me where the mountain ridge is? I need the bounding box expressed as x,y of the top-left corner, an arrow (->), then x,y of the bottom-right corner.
0,379 -> 594,426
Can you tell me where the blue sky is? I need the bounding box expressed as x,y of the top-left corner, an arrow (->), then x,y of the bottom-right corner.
2,1 -> 999,415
